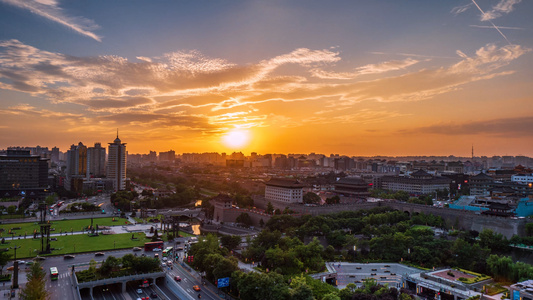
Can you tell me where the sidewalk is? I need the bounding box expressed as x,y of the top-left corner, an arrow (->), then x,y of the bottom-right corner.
2,223 -> 154,241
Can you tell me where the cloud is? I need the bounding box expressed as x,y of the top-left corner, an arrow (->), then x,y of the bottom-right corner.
0,40 -> 529,134
1,0 -> 102,41
481,0 -> 522,21
451,3 -> 473,15
469,24 -> 524,30
311,58 -> 420,79
406,116 -> 533,137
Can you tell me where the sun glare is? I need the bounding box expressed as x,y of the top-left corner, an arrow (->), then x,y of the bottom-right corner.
223,129 -> 250,149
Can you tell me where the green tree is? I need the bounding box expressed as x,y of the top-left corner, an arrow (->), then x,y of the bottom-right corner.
326,196 -> 340,204
7,205 -> 17,215
0,252 -> 11,275
220,235 -> 242,252
44,194 -> 56,206
151,229 -> 159,241
20,262 -> 49,300
303,192 -> 321,204
526,223 -> 533,237
233,271 -> 290,300
236,213 -> 253,227
266,202 -> 274,214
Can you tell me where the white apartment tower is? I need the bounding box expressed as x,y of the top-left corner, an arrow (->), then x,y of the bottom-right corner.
107,132 -> 127,191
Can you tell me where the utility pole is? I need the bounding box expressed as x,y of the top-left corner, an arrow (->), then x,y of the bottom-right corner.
11,246 -> 20,289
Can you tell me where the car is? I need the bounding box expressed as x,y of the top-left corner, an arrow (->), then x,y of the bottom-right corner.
192,285 -> 201,292
17,260 -> 26,265
6,266 -> 19,271
150,292 -> 158,298
174,276 -> 181,282
64,255 -> 75,259
137,289 -> 143,294
175,247 -> 183,251
34,256 -> 46,261
25,261 -> 34,265
133,247 -> 142,251
166,261 -> 172,266
162,257 -> 167,261
95,252 -> 105,256
153,248 -> 161,252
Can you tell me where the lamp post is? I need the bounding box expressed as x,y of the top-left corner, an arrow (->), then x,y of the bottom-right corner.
11,246 -> 20,289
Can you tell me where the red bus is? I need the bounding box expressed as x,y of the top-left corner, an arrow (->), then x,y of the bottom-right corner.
144,241 -> 164,251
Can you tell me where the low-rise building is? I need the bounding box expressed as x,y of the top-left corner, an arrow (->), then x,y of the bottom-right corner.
265,178 -> 304,204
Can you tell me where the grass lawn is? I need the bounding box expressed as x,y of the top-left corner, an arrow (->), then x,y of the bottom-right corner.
0,232 -> 149,259
178,231 -> 196,237
0,217 -> 129,237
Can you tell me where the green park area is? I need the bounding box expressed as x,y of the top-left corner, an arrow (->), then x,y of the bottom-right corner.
0,217 -> 129,237
0,232 -> 149,259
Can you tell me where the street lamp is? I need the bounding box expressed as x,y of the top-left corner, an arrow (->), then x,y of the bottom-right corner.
11,246 -> 20,289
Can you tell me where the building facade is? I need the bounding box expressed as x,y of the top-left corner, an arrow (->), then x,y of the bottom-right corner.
0,149 -> 49,196
107,134 -> 127,191
265,178 -> 304,204
381,170 -> 451,195
87,143 -> 106,178
65,142 -> 87,191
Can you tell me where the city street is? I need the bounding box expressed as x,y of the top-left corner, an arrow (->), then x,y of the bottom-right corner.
3,238 -> 224,300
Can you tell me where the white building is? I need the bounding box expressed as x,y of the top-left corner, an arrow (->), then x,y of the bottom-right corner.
511,174 -> 533,185
265,178 -> 304,204
107,133 -> 127,191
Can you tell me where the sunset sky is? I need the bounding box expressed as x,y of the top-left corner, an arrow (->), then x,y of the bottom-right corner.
0,0 -> 532,157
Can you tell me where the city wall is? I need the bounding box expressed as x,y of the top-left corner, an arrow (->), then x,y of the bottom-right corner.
250,196 -> 527,238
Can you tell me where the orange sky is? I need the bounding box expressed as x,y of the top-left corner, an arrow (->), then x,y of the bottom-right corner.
1,1 -> 533,157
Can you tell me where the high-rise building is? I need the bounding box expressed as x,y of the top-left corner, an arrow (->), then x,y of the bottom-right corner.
108,133 -> 127,191
51,147 -> 60,163
87,143 -> 106,177
0,149 -> 49,196
65,142 -> 87,191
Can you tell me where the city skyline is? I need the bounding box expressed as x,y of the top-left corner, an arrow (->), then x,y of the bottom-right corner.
1,1 -> 532,157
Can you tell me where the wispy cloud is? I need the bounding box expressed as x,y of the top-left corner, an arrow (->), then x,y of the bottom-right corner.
469,24 -> 524,30
406,116 -> 533,137
481,0 -> 522,21
0,0 -> 101,41
311,58 -> 420,79
0,40 -> 529,134
470,0 -> 512,44
451,3 -> 473,15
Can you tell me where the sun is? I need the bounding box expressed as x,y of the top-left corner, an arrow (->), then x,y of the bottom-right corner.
223,129 -> 250,149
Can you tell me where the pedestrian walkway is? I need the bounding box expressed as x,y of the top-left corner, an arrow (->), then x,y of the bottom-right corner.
2,223 -> 154,241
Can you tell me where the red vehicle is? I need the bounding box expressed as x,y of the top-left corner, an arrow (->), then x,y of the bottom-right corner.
144,241 -> 164,252
174,276 -> 181,282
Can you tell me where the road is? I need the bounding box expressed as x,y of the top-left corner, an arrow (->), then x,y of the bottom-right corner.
5,238 -> 222,300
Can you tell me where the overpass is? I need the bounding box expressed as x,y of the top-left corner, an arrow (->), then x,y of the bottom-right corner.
75,270 -> 166,298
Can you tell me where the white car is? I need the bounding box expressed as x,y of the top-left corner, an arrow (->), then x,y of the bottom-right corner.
137,289 -> 142,294
153,248 -> 161,252
162,257 -> 167,261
